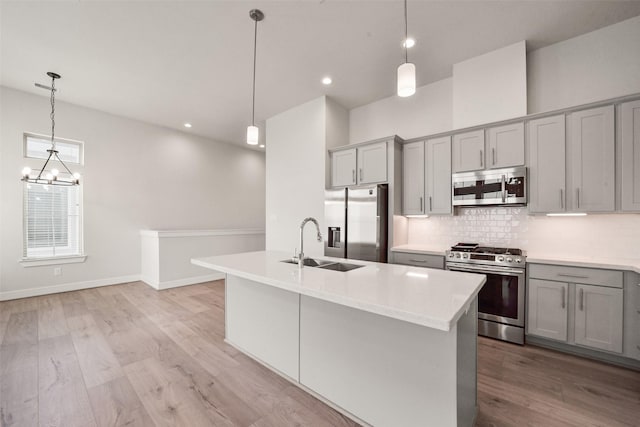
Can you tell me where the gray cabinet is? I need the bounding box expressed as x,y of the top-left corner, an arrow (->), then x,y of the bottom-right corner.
402,141 -> 425,215
357,141 -> 387,184
528,115 -> 566,213
425,136 -> 452,215
621,99 -> 640,212
392,251 -> 444,269
452,130 -> 484,172
569,106 -> 615,212
486,122 -> 525,169
331,148 -> 357,187
527,263 -> 624,354
331,142 -> 387,188
528,279 -> 568,342
574,284 -> 623,353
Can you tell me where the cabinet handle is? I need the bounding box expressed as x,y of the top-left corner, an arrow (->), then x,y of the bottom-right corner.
429,196 -> 432,212
560,189 -> 564,210
492,148 -> 496,165
576,188 -> 580,209
579,288 -> 584,311
557,273 -> 589,279
352,169 -> 355,183
480,150 -> 483,168
420,197 -> 423,211
501,175 -> 506,202
561,287 -> 566,309
409,259 -> 428,263
359,168 -> 363,181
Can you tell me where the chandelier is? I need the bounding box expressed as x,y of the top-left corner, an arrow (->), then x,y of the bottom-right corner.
21,72 -> 80,186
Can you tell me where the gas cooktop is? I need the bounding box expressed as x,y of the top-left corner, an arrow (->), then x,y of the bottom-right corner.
447,243 -> 525,267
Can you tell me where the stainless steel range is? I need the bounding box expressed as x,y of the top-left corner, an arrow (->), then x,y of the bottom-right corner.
446,243 -> 526,345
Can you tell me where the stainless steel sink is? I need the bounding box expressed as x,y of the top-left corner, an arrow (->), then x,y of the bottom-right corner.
280,258 -> 364,272
281,258 -> 334,267
317,262 -> 364,272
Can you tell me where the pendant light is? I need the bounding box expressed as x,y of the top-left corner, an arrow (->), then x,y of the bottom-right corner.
247,9 -> 264,145
22,72 -> 80,186
397,0 -> 416,97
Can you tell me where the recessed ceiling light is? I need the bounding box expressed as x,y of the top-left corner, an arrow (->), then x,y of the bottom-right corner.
184,123 -> 192,128
259,144 -> 265,148
403,38 -> 415,48
322,76 -> 332,85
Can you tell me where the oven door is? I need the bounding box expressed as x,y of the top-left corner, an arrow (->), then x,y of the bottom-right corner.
447,263 -> 525,327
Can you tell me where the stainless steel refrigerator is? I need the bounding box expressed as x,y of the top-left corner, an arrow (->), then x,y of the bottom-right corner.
324,184 -> 388,263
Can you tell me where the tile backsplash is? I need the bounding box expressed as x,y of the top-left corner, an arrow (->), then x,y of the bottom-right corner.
407,207 -> 640,258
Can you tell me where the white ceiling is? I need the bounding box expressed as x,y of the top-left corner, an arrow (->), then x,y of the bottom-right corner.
2,1 -> 640,149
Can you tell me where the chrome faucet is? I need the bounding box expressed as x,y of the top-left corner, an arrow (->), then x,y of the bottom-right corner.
296,217 -> 323,268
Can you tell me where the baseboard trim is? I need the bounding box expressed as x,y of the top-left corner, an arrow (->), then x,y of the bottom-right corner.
0,274 -> 141,301
526,335 -> 640,371
142,273 -> 225,290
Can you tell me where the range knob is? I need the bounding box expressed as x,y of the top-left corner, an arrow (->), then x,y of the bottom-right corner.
455,253 -> 461,258
449,253 -> 454,258
462,253 -> 469,259
515,258 -> 522,263
497,256 -> 504,262
507,257 -> 513,263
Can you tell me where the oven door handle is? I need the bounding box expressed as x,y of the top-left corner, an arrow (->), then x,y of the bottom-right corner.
447,264 -> 524,276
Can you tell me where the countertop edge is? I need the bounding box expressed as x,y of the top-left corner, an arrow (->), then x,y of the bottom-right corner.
526,256 -> 640,274
191,257 -> 485,331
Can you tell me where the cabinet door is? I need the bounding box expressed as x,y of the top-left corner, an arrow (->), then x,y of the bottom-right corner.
425,136 -> 452,215
570,106 -> 615,212
527,279 -> 568,342
574,284 -> 623,353
621,100 -> 640,212
332,148 -> 357,187
357,142 -> 387,184
402,141 -> 425,215
487,122 -> 524,169
452,130 -> 485,172
528,115 -> 566,213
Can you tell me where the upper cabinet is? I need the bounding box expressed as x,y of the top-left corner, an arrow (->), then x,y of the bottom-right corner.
425,136 -> 452,215
452,130 -> 484,172
569,105 -> 615,212
357,142 -> 388,185
402,137 -> 452,216
402,141 -> 425,215
621,99 -> 640,212
331,141 -> 387,188
331,148 -> 357,187
486,122 -> 525,169
528,115 -> 566,213
452,124 -> 524,173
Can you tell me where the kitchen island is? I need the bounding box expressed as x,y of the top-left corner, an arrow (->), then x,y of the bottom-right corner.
192,251 -> 486,427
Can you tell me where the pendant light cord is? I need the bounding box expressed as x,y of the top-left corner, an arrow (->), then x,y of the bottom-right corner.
404,0 -> 409,64
251,17 -> 258,126
50,75 -> 56,150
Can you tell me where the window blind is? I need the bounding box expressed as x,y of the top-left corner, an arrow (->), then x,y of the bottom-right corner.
23,183 -> 81,258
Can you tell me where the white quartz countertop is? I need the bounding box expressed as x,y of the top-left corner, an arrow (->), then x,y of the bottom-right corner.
391,244 -> 447,256
526,254 -> 640,275
192,251 -> 486,331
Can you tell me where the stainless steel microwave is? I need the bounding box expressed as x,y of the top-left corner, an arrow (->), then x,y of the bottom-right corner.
452,166 -> 527,207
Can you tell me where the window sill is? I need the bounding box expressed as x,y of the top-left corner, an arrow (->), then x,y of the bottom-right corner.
20,255 -> 87,267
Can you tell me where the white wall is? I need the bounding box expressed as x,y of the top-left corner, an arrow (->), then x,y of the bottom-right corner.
349,78 -> 452,144
528,15 -> 640,114
452,41 -> 527,129
0,86 -> 265,299
266,96 -> 348,256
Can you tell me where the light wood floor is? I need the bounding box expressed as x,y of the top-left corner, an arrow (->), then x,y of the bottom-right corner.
0,280 -> 638,427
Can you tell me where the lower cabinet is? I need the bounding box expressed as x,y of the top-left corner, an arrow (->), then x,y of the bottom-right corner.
392,251 -> 444,269
528,279 -> 568,341
527,265 -> 624,354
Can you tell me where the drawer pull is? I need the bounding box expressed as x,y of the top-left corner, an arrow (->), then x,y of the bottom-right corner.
410,259 -> 428,263
557,273 -> 589,279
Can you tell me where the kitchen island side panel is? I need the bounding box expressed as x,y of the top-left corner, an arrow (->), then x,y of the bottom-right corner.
225,275 -> 300,380
299,294 -> 467,427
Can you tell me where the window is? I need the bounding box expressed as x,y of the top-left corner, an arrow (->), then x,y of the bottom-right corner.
24,133 -> 83,164
22,133 -> 84,261
23,183 -> 82,259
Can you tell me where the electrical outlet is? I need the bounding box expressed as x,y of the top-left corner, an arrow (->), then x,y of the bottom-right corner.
54,267 -> 62,276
